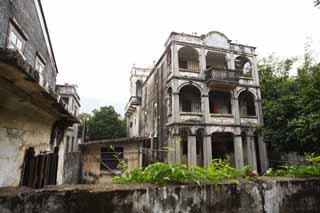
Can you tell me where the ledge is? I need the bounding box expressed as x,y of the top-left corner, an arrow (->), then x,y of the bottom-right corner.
0,48 -> 78,124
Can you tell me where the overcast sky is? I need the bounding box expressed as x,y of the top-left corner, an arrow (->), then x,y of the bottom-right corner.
41,0 -> 320,116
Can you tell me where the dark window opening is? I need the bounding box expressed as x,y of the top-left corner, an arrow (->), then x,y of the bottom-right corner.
209,91 -> 231,114
239,91 -> 256,116
100,147 -> 124,170
179,60 -> 188,69
179,85 -> 201,113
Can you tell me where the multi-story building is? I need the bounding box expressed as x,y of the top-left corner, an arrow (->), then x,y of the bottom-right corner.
56,84 -> 81,184
0,0 -> 78,187
125,31 -> 268,173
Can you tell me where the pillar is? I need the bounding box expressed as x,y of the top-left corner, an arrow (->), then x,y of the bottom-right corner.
247,135 -> 257,172
202,94 -> 210,122
173,43 -> 179,75
258,135 -> 269,173
175,136 -> 181,164
233,135 -> 244,169
172,93 -> 180,122
167,134 -> 177,163
232,96 -> 240,125
187,135 -> 197,167
203,135 -> 212,168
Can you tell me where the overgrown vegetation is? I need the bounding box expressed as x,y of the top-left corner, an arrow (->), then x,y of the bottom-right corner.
259,49 -> 320,154
266,154 -> 320,177
113,159 -> 252,186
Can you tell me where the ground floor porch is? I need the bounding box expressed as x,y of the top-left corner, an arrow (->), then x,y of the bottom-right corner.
167,125 -> 269,174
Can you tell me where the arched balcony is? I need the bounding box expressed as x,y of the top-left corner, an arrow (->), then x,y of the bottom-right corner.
235,56 -> 252,78
178,47 -> 200,72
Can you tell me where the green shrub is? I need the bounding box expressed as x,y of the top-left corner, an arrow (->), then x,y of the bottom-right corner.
266,154 -> 320,177
113,159 -> 252,186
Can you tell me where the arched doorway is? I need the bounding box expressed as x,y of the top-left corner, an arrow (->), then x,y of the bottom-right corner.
211,132 -> 235,167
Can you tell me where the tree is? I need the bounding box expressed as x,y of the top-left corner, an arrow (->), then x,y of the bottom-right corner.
259,53 -> 320,154
85,106 -> 126,140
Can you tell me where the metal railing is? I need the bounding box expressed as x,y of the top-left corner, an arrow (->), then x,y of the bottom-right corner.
205,67 -> 240,83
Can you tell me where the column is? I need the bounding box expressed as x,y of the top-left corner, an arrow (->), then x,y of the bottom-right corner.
172,93 -> 180,122
167,134 -> 177,163
175,136 -> 181,164
173,43 -> 179,75
202,94 -> 210,122
247,135 -> 257,172
187,135 -> 197,167
200,48 -> 206,77
203,135 -> 212,168
258,135 -> 269,173
233,96 -> 240,125
233,135 -> 244,169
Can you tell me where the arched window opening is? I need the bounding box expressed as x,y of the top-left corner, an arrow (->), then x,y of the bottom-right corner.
209,91 -> 231,114
211,132 -> 235,167
136,80 -> 143,97
239,91 -> 256,116
235,56 -> 252,77
179,85 -> 201,113
206,51 -> 228,70
196,129 -> 204,167
178,47 -> 200,72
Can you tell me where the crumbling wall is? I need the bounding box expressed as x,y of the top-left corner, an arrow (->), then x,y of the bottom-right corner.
0,103 -> 54,187
62,152 -> 80,184
0,178 -> 319,213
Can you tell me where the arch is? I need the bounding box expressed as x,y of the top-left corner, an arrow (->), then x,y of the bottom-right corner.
206,51 -> 228,70
235,56 -> 252,77
135,80 -> 143,97
179,85 -> 202,113
178,46 -> 200,72
177,82 -> 203,94
239,90 -> 256,116
236,88 -> 257,99
208,90 -> 232,114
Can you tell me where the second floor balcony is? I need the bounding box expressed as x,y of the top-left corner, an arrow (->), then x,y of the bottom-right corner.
205,67 -> 240,88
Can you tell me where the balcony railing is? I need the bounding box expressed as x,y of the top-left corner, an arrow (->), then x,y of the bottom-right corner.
205,67 -> 240,84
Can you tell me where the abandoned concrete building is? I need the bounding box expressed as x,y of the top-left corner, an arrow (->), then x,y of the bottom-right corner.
56,84 -> 81,184
125,31 -> 269,173
0,0 -> 78,188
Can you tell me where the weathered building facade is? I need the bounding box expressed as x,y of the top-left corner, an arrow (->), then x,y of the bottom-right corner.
0,0 -> 78,187
126,31 -> 268,173
56,84 -> 81,184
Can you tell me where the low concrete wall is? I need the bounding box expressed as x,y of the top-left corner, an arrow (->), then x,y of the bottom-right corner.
0,178 -> 320,213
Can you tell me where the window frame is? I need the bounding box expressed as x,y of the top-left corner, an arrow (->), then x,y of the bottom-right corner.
7,23 -> 26,54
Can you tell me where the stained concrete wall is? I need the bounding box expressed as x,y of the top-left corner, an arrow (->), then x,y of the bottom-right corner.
81,142 -> 141,184
0,102 -> 54,187
0,178 -> 319,213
